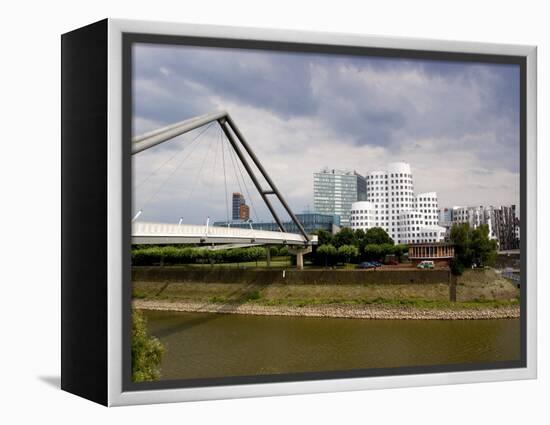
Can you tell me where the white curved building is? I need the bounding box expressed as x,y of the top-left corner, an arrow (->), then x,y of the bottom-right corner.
350,201 -> 375,229
415,192 -> 439,227
353,162 -> 446,244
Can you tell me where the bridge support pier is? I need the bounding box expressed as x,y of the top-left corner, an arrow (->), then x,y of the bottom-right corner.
266,246 -> 271,268
288,246 -> 312,270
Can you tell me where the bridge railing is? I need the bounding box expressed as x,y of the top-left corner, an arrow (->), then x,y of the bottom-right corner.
132,222 -> 317,245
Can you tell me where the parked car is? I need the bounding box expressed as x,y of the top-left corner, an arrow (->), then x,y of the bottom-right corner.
417,260 -> 435,269
371,261 -> 382,267
356,262 -> 377,269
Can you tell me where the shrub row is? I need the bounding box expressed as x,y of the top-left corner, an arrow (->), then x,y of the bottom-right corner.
313,243 -> 408,266
132,245 -> 287,266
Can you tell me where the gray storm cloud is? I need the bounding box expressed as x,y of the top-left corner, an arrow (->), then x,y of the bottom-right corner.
132,43 -> 520,224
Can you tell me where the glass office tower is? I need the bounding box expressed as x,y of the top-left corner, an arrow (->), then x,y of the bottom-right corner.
313,168 -> 366,227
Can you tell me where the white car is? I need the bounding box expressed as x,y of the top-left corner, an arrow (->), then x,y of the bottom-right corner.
417,260 -> 435,269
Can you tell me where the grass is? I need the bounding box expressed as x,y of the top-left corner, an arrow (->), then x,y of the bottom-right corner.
252,297 -> 519,310
186,289 -> 520,310
132,268 -> 520,312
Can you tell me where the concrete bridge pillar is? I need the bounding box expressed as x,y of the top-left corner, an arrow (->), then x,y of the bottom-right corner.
288,245 -> 313,270
266,246 -> 271,268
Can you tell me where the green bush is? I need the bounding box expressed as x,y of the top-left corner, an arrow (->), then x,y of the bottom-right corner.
317,243 -> 338,266
338,244 -> 359,263
131,245 -> 269,266
364,244 -> 383,261
132,310 -> 164,382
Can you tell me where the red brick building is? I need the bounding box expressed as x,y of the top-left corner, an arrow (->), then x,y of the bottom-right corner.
239,203 -> 250,221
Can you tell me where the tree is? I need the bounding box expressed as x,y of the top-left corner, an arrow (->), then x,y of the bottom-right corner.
449,223 -> 497,275
314,229 -> 333,246
392,244 -> 408,262
364,227 -> 394,245
332,227 -> 357,248
317,243 -> 338,267
450,223 -> 473,267
132,310 -> 164,382
338,244 -> 359,264
470,224 -> 498,267
354,228 -> 366,243
364,244 -> 383,261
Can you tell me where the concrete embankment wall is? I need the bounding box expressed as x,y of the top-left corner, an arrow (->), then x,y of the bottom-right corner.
495,253 -> 521,269
132,267 -> 450,285
132,268 -> 519,303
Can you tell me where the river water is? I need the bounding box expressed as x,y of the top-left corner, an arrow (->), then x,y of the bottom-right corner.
143,310 -> 520,381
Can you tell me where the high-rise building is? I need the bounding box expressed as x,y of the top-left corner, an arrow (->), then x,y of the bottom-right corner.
449,205 -> 519,250
232,192 -> 246,221
239,203 -> 250,221
450,206 -> 496,239
313,168 -> 366,227
493,205 -> 519,250
350,162 -> 446,244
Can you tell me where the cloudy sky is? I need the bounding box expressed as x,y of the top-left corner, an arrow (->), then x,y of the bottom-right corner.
132,43 -> 520,224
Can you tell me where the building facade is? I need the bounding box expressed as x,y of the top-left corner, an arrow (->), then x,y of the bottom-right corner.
214,212 -> 341,235
239,203 -> 250,221
438,207 -> 454,235
232,192 -> 244,220
408,242 -> 455,267
446,204 -> 519,250
451,205 -> 496,239
493,205 -> 519,251
439,205 -> 520,251
350,162 -> 446,244
313,168 -> 366,227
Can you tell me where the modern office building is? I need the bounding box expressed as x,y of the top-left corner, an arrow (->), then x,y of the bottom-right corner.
239,203 -> 250,221
313,168 -> 366,227
214,212 -> 341,235
350,162 -> 446,244
438,207 -> 454,235
443,204 -> 520,250
493,205 -> 519,250
347,201 -> 375,229
232,192 -> 248,221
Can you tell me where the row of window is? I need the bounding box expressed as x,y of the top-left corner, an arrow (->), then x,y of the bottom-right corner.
367,181 -> 412,187
367,173 -> 412,179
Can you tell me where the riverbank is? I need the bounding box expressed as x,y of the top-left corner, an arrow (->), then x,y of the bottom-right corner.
134,299 -> 520,320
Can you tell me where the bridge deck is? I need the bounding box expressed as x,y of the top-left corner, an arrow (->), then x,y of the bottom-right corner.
132,222 -> 317,246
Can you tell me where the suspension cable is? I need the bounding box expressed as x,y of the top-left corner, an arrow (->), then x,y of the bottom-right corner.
225,130 -> 246,221
220,126 -> 230,223
183,125 -> 217,206
224,132 -> 259,222
136,122 -> 215,216
206,124 -> 220,209
135,122 -> 214,190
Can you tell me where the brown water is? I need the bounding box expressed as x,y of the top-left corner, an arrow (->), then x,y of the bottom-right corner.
143,310 -> 520,381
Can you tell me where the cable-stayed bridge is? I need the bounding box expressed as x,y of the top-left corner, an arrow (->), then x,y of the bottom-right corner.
132,111 -> 317,267
132,222 -> 316,246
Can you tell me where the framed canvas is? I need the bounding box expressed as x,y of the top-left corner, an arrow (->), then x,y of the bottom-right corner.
61,18 -> 537,406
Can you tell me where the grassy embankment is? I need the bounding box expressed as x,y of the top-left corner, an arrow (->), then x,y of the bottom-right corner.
133,268 -> 520,311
